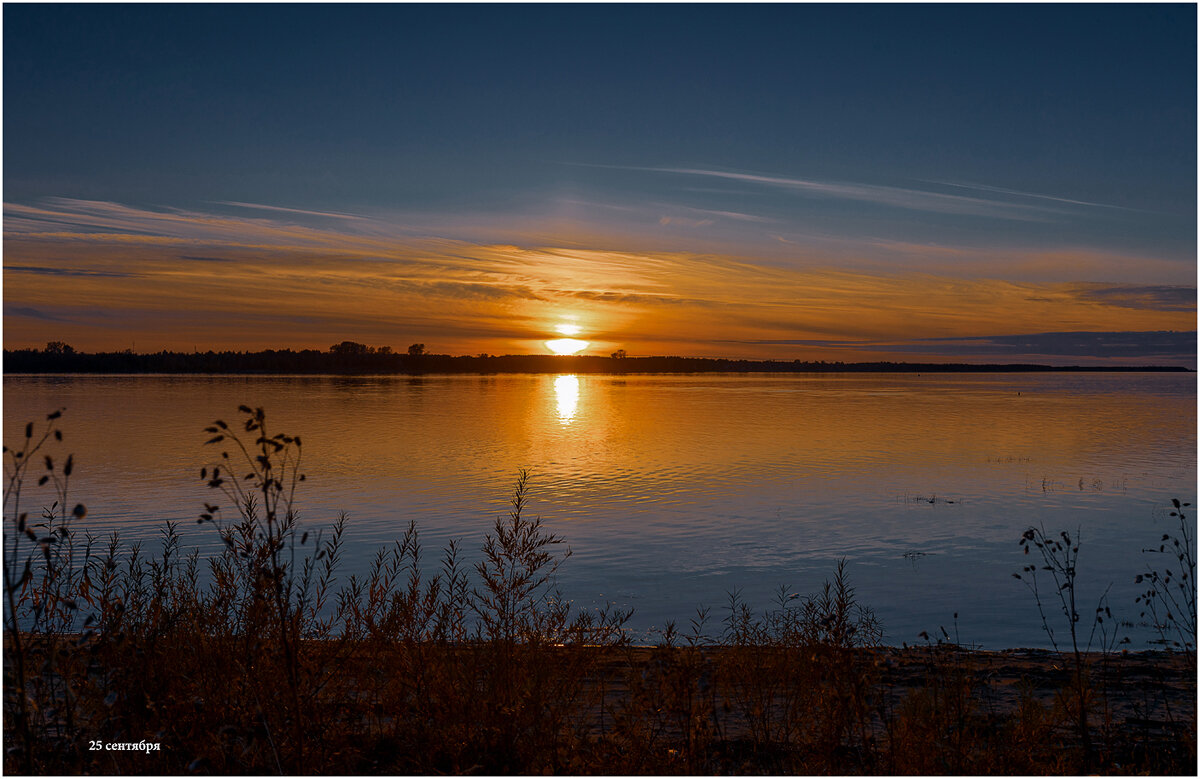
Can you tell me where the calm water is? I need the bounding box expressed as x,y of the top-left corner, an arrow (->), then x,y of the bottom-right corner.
4,372 -> 1195,648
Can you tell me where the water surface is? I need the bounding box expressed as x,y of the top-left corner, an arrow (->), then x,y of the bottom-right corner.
4,372 -> 1195,648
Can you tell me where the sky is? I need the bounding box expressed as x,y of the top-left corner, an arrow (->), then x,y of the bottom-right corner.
3,4 -> 1196,365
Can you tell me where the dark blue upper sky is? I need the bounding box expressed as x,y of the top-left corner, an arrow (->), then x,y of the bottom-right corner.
7,4 -> 1194,219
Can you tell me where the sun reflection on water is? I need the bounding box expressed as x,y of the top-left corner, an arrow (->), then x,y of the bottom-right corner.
554,374 -> 579,423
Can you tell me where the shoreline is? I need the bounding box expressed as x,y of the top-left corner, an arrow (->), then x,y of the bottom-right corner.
16,631 -> 1193,716
6,369 -> 1193,376
10,632 -> 1193,772
4,349 -> 1194,376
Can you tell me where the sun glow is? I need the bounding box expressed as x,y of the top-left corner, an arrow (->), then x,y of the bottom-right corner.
556,323 -> 582,336
546,338 -> 588,355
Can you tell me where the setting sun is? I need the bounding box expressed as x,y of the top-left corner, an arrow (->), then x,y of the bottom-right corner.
545,338 -> 588,355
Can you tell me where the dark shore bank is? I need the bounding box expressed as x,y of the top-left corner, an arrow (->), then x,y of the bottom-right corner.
4,347 -> 1193,375
6,632 -> 1195,775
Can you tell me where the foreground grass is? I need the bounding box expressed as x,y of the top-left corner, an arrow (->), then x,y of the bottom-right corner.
7,635 -> 1195,775
4,408 -> 1196,775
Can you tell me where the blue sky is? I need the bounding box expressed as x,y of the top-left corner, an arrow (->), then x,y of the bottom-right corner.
4,4 -> 1196,362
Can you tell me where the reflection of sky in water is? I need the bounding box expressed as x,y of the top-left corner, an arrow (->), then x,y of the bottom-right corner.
4,372 -> 1195,648
554,375 -> 578,423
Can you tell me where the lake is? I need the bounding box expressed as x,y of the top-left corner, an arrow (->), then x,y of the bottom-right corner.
3,371 -> 1195,648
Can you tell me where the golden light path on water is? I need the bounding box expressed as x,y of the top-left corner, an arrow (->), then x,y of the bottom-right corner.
554,375 -> 579,423
1,372 -> 1193,649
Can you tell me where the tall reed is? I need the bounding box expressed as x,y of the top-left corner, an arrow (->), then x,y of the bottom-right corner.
3,407 -> 1194,774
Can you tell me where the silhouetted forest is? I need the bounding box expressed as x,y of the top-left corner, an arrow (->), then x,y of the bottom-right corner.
3,342 -> 1191,375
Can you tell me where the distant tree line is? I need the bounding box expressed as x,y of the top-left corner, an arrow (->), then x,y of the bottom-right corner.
327,340 -> 427,357
2,341 -> 1191,374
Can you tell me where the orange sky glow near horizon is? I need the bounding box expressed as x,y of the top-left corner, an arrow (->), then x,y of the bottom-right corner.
2,198 -> 1195,366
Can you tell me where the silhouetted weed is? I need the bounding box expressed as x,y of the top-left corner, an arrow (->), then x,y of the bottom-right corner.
3,408 -> 1194,774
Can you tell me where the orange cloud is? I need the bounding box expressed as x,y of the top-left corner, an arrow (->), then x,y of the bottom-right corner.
4,199 -> 1194,361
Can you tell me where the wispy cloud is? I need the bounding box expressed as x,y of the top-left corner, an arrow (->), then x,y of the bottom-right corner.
1070,284 -> 1196,312
926,180 -> 1132,210
568,161 -> 1135,223
556,199 -> 639,213
650,167 -> 1062,221
179,255 -> 237,263
6,264 -> 137,278
215,201 -> 366,220
4,198 -> 388,250
559,289 -> 716,307
658,216 -> 714,228
687,207 -> 771,223
5,305 -> 70,322
658,204 -> 772,224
